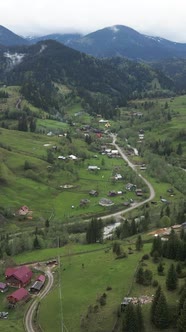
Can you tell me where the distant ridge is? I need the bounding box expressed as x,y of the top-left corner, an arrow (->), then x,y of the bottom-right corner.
0,25 -> 29,46
1,24 -> 186,60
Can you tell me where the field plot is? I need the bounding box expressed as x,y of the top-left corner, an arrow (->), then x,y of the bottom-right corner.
39,247 -> 143,332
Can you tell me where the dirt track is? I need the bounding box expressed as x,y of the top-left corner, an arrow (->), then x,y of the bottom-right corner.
25,268 -> 54,332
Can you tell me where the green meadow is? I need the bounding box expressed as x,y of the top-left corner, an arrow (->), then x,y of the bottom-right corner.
39,244 -> 143,332
38,242 -> 182,332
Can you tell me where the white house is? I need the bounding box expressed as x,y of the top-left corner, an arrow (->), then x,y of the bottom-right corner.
68,155 -> 78,160
114,173 -> 122,180
88,166 -> 100,171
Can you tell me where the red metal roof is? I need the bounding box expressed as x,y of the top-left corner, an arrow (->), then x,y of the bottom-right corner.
37,275 -> 45,283
5,268 -> 15,278
7,288 -> 29,301
5,266 -> 32,284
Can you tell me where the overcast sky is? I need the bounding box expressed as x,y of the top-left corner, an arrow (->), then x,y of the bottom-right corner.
1,0 -> 186,42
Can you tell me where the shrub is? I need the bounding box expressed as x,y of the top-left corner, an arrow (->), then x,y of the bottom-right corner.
99,296 -> 106,306
142,254 -> 149,260
152,280 -> 159,287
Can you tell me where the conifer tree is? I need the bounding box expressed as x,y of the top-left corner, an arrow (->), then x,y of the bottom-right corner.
177,299 -> 186,331
136,266 -> 144,285
86,218 -> 103,244
153,291 -> 169,329
135,235 -> 143,251
151,286 -> 162,323
123,302 -> 137,332
178,285 -> 186,314
166,264 -> 178,291
151,235 -> 162,257
136,303 -> 145,331
157,261 -> 164,275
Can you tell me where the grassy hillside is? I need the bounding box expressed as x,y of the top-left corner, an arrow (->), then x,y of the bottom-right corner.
38,242 -> 184,332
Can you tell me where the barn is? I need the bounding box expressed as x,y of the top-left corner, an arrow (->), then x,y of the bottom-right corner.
7,288 -> 30,304
5,266 -> 33,288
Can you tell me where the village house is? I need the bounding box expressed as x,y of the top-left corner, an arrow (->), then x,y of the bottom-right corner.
88,165 -> 100,171
5,266 -> 33,288
114,173 -> 122,180
7,288 -> 30,305
111,149 -> 119,155
160,197 -> 170,204
99,119 -> 108,123
58,155 -> 66,160
29,275 -> 45,294
80,199 -> 90,207
68,154 -> 78,160
108,191 -> 117,197
99,198 -> 114,207
126,183 -> 137,191
135,189 -> 143,196
89,190 -> 99,197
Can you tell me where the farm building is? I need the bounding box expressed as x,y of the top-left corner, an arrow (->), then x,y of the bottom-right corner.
99,198 -> 114,207
0,282 -> 8,293
88,166 -> 100,171
89,190 -> 99,197
68,154 -> 78,160
5,266 -> 32,288
114,173 -> 122,180
121,297 -> 132,311
80,199 -> 90,207
111,150 -> 119,155
126,183 -> 137,191
136,189 -> 143,196
181,222 -> 186,230
7,288 -> 30,304
30,281 -> 44,293
160,197 -> 170,204
37,275 -> 45,283
58,156 -> 66,160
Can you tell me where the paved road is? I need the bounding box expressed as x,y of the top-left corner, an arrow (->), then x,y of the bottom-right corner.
25,268 -> 54,332
101,135 -> 155,220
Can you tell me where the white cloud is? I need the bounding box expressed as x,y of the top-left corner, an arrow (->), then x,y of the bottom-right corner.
0,0 -> 186,42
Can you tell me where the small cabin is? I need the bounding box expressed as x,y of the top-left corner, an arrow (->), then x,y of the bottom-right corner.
121,297 -> 132,311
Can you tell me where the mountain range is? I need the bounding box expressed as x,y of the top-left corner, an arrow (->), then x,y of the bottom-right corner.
1,24 -> 186,61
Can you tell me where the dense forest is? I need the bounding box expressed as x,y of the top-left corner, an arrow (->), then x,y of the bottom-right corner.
0,40 -> 177,118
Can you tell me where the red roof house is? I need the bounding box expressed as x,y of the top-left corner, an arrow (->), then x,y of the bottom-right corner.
37,275 -> 45,283
5,266 -> 33,288
7,288 -> 30,304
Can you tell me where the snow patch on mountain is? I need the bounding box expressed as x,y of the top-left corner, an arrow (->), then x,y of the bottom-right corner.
110,26 -> 119,33
4,52 -> 25,67
39,44 -> 47,53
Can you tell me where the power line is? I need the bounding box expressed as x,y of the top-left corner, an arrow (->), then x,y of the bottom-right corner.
58,237 -> 64,332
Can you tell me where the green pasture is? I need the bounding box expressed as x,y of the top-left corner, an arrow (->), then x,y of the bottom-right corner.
37,118 -> 68,132
14,243 -> 109,264
39,245 -> 143,332
38,241 -> 183,332
0,126 -> 148,222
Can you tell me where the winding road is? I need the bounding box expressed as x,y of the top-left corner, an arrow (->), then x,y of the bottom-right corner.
25,268 -> 54,332
101,134 -> 155,220
24,135 -> 155,331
